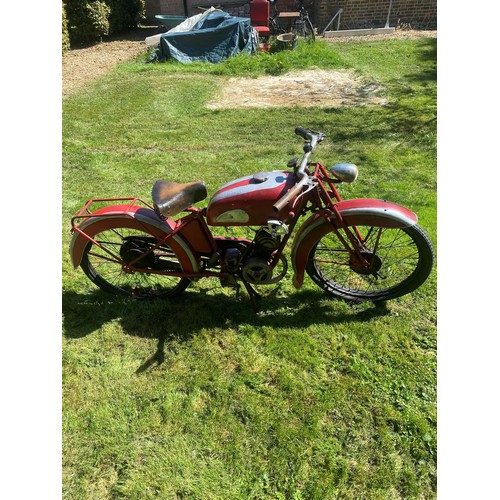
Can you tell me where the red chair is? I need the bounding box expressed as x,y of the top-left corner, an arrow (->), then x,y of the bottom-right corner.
249,0 -> 270,39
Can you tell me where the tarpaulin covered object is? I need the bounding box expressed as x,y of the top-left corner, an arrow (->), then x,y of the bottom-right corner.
154,11 -> 258,64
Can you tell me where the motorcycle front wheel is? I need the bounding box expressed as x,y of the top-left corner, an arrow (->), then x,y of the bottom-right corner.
80,225 -> 191,299
306,223 -> 434,302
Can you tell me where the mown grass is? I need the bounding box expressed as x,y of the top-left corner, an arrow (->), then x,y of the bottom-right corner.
137,39 -> 347,76
62,36 -> 437,499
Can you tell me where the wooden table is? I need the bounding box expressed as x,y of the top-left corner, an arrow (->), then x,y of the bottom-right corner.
278,11 -> 300,31
278,12 -> 300,32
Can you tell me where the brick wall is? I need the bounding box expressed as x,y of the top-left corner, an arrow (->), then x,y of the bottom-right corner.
314,0 -> 437,30
145,0 -> 187,18
145,0 -> 436,29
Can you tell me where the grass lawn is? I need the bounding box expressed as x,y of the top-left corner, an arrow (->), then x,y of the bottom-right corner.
62,36 -> 437,499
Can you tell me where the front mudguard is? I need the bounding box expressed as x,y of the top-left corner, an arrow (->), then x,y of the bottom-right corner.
70,204 -> 199,273
290,198 -> 418,288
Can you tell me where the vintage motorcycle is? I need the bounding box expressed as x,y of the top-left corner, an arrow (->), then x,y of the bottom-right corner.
70,127 -> 434,305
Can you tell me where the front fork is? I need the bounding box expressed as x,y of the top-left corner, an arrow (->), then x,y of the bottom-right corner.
323,206 -> 382,273
316,168 -> 377,273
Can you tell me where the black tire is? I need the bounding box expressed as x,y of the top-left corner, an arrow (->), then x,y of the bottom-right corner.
80,225 -> 190,299
306,223 -> 434,302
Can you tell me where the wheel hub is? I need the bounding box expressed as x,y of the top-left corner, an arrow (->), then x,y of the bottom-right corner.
349,251 -> 382,275
120,239 -> 155,268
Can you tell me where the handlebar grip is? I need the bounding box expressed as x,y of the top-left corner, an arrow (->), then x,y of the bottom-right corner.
272,177 -> 308,212
295,126 -> 312,140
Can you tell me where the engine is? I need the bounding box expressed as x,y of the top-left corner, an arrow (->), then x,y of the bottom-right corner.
253,226 -> 282,252
241,221 -> 288,285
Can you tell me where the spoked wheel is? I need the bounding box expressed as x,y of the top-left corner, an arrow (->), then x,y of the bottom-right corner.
306,223 -> 434,302
80,226 -> 190,298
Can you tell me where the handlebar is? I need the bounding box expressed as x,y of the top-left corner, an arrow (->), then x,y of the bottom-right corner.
272,126 -> 324,212
294,126 -> 325,179
294,126 -> 312,140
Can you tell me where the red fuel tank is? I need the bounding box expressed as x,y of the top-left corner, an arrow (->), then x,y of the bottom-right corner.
206,170 -> 297,226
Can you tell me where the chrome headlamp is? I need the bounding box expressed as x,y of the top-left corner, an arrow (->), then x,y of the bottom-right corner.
330,163 -> 359,183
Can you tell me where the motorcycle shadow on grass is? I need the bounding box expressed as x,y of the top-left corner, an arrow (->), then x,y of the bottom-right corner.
62,287 -> 391,372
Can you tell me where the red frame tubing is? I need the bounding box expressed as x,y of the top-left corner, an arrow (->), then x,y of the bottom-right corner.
290,199 -> 418,288
70,204 -> 199,274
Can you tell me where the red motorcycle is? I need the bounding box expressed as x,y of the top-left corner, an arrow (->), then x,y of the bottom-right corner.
70,127 -> 434,305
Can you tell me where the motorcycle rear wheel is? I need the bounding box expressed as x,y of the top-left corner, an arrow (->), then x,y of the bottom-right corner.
80,226 -> 190,298
306,223 -> 434,302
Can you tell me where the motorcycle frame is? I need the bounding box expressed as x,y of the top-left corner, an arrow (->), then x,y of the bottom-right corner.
70,162 -> 372,281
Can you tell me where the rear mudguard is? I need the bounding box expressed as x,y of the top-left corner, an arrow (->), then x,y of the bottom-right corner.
70,204 -> 199,273
290,198 -> 418,288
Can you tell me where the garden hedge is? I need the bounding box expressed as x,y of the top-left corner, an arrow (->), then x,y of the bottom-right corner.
62,3 -> 70,52
64,0 -> 145,46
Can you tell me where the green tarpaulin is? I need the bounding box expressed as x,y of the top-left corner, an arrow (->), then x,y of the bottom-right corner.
154,11 -> 258,64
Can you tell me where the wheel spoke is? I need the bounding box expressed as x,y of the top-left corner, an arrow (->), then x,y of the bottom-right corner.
81,226 -> 189,298
306,223 -> 433,301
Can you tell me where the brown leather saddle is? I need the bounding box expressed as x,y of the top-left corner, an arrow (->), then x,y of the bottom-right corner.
152,180 -> 207,217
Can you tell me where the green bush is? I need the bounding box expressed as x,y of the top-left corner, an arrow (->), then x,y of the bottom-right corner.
106,0 -> 145,34
62,3 -> 71,52
65,0 -> 144,45
66,0 -> 111,44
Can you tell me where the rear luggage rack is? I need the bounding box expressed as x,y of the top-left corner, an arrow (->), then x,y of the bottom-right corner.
70,197 -> 154,230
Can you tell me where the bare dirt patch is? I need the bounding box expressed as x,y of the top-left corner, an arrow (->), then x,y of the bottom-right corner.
206,69 -> 387,109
